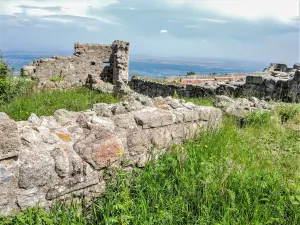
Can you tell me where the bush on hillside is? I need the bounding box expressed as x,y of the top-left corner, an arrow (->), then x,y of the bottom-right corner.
186,71 -> 196,76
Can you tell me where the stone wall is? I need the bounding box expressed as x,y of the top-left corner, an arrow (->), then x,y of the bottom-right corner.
0,94 -> 222,215
241,71 -> 300,102
22,40 -> 130,87
129,78 -> 186,97
131,71 -> 300,103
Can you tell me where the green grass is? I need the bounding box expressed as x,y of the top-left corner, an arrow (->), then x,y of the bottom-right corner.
0,88 -> 122,121
1,104 -> 299,225
184,97 -> 214,106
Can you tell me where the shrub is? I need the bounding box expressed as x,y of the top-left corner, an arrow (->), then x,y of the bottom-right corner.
131,73 -> 140,79
0,53 -> 9,78
186,71 -> 196,76
277,104 -> 300,123
0,53 -> 32,105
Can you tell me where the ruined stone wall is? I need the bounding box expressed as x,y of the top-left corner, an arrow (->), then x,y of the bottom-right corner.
130,77 -> 242,98
130,78 -> 186,97
0,94 -> 222,215
241,71 -> 300,102
131,71 -> 300,103
22,40 -> 130,86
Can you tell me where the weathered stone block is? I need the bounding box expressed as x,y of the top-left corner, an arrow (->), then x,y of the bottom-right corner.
0,116 -> 21,160
74,127 -> 124,169
133,108 -> 174,128
112,113 -> 137,129
18,148 -> 56,189
17,187 -> 40,210
45,164 -> 99,200
150,127 -> 172,149
175,108 -> 199,122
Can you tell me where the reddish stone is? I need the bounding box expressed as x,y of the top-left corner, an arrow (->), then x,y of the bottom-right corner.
93,136 -> 123,168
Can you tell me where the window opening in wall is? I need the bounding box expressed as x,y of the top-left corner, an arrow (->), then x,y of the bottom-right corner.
91,61 -> 96,66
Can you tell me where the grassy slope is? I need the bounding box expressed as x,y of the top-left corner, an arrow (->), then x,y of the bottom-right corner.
1,103 -> 299,225
0,88 -> 122,121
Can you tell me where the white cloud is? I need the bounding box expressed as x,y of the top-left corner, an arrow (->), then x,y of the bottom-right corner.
199,18 -> 228,23
85,25 -> 99,31
160,29 -> 168,33
0,0 -> 119,23
42,17 -> 73,23
166,0 -> 299,23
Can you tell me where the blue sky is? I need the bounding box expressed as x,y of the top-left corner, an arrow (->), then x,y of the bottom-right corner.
0,0 -> 299,63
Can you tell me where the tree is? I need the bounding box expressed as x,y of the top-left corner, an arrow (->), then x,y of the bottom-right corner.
0,53 -> 9,78
186,71 -> 196,76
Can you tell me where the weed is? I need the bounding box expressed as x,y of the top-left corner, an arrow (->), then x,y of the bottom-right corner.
173,90 -> 179,99
244,110 -> 271,126
49,71 -> 65,82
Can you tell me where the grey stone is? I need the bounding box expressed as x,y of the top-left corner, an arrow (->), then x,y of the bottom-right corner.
0,116 -> 21,160
0,112 -> 8,118
17,187 -> 39,210
166,98 -> 183,109
92,103 -> 113,117
51,148 -> 70,178
133,108 -> 174,128
53,109 -> 79,125
45,164 -> 99,200
111,104 -> 127,115
150,127 -> 172,149
0,157 -> 19,183
27,113 -> 41,124
18,148 -> 56,189
175,108 -> 199,122
91,117 -> 115,132
124,100 -> 144,112
112,113 -> 137,129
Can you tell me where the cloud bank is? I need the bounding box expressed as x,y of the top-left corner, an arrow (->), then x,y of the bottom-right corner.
0,0 -> 299,63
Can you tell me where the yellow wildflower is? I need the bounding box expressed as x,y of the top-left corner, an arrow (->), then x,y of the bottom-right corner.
118,150 -> 124,156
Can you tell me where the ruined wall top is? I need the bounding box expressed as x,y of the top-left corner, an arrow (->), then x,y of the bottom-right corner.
22,40 -> 130,86
74,43 -> 113,62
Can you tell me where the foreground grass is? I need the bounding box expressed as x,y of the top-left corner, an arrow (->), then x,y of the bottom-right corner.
1,104 -> 300,225
0,88 -> 122,121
